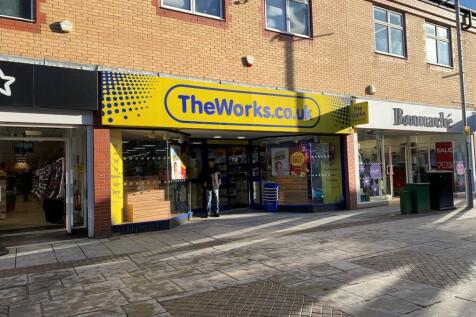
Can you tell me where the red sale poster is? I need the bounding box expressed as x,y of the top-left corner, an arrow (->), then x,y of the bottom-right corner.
435,142 -> 454,171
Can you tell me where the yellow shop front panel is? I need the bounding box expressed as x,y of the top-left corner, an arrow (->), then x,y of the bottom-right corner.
100,72 -> 355,134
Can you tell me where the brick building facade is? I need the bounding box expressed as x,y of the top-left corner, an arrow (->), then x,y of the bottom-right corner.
0,0 -> 474,106
0,0 -> 474,237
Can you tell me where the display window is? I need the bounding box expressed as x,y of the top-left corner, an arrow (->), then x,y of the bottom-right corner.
357,130 -> 467,203
357,130 -> 388,202
110,129 -> 191,226
254,135 -> 345,210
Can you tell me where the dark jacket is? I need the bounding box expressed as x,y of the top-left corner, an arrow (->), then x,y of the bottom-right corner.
201,166 -> 220,190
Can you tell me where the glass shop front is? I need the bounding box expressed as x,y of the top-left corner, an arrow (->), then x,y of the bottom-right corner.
355,99 -> 472,205
109,129 -> 346,228
100,71 -> 355,231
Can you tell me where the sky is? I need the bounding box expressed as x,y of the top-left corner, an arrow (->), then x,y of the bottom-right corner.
460,0 -> 476,10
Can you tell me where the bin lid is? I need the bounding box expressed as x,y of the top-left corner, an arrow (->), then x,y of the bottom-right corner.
264,183 -> 279,189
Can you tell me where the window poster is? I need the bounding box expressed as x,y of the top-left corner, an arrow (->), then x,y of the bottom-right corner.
435,142 -> 454,171
290,143 -> 309,177
271,148 -> 290,176
170,145 -> 186,180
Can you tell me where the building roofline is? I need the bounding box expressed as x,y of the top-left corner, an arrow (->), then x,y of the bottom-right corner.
424,0 -> 476,16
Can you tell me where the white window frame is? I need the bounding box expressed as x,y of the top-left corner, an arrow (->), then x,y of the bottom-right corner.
425,22 -> 452,67
265,0 -> 311,38
0,0 -> 35,22
161,0 -> 224,20
373,6 -> 406,58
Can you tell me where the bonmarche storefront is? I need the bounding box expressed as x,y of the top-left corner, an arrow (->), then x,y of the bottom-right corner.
354,98 -> 475,206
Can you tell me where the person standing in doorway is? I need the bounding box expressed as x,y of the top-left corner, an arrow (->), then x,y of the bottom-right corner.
20,170 -> 32,202
201,158 -> 221,218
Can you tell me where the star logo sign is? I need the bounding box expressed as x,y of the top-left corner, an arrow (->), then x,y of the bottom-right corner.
0,68 -> 16,97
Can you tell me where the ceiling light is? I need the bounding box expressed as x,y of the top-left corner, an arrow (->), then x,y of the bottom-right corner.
24,130 -> 42,137
143,144 -> 156,147
133,147 -> 145,150
237,136 -> 246,139
213,136 -> 222,139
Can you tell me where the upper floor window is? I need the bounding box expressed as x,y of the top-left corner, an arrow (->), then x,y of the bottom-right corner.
161,0 -> 223,19
374,7 -> 405,57
265,0 -> 310,37
0,0 -> 35,21
425,22 -> 451,67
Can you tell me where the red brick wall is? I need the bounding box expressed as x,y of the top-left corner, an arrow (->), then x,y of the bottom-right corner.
0,0 -> 474,108
343,134 -> 358,210
93,127 -> 112,238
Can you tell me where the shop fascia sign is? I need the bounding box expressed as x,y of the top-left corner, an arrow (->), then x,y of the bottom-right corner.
0,61 -> 97,111
0,68 -> 15,97
100,71 -> 355,134
393,108 -> 453,129
351,101 -> 369,126
355,99 -> 464,132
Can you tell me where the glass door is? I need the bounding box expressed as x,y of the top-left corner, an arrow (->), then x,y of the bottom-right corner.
409,146 -> 431,183
251,146 -> 261,207
388,146 -> 407,196
188,146 -> 203,211
228,146 -> 249,208
385,146 -> 393,197
208,147 -> 228,208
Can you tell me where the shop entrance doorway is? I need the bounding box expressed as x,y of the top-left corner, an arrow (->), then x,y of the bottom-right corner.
188,143 -> 250,214
0,138 -> 65,232
0,127 -> 88,233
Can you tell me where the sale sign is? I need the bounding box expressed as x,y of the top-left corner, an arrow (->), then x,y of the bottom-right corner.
435,142 -> 454,171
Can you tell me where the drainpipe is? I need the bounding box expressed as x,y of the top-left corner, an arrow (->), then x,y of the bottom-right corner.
455,0 -> 473,208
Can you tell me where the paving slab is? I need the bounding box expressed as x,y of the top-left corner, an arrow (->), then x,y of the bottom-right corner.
121,299 -> 166,317
120,280 -> 183,303
390,284 -> 456,306
8,303 -> 43,317
288,277 -> 344,298
15,251 -> 57,268
170,271 -> 237,291
269,269 -> 313,286
342,294 -> 421,317
404,297 -> 476,317
79,243 -> 113,258
65,307 -> 127,317
0,275 -> 27,289
42,290 -> 128,317
54,246 -> 87,262
83,278 -> 126,294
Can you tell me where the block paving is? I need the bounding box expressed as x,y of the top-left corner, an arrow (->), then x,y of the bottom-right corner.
1,204 -> 476,316
352,249 -> 476,288
162,280 -> 351,317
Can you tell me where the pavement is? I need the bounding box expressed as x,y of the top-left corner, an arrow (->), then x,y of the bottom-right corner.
1,201 -> 476,316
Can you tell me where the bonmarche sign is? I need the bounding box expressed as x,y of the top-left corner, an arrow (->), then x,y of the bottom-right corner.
393,108 -> 453,129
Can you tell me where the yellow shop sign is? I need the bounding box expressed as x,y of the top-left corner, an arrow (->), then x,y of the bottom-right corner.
100,72 -> 354,133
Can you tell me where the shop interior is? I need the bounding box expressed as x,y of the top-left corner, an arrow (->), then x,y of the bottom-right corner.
358,129 -> 467,203
0,127 -> 87,232
0,142 -> 64,231
113,129 -> 347,227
